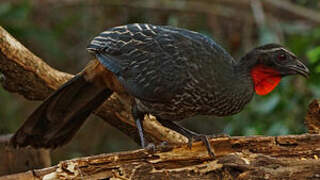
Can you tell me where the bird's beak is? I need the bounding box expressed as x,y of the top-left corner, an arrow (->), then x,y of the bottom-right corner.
286,60 -> 310,78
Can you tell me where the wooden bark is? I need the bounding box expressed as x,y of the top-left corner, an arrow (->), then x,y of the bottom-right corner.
1,134 -> 320,179
0,134 -> 50,176
305,100 -> 320,134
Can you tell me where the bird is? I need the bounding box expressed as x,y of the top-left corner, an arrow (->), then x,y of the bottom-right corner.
11,23 -> 309,157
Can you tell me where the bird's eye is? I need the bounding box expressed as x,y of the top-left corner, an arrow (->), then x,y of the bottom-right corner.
277,53 -> 287,61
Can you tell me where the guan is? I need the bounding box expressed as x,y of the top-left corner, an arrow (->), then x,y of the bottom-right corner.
11,24 -> 309,156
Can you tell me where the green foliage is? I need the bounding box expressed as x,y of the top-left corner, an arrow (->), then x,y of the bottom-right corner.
0,88 -> 24,134
307,46 -> 320,72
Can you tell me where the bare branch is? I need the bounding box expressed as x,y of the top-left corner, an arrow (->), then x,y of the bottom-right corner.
0,27 -> 72,100
264,0 -> 320,24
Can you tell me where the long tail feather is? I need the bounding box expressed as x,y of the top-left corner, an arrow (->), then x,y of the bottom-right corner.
11,74 -> 112,148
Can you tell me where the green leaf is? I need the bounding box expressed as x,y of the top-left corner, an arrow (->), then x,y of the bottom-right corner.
253,94 -> 280,114
267,122 -> 289,136
0,3 -> 11,16
307,46 -> 320,64
315,65 -> 320,73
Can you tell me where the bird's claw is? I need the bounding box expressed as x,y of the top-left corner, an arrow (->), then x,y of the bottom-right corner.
158,141 -> 168,148
187,134 -> 215,158
145,142 -> 156,153
144,141 -> 172,153
208,133 -> 230,139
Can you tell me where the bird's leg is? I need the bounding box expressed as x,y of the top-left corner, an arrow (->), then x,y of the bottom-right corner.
157,118 -> 215,157
132,104 -> 146,148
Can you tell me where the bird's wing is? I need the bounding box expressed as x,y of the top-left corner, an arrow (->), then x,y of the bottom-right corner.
87,24 -> 218,102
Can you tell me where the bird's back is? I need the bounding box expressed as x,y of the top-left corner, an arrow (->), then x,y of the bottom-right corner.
87,24 -> 250,120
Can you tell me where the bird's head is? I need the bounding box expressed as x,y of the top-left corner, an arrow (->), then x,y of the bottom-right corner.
243,43 -> 309,95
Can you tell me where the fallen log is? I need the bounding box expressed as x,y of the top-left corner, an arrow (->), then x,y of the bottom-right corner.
1,134 -> 320,179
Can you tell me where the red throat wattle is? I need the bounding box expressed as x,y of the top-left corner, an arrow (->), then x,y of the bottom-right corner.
251,64 -> 282,95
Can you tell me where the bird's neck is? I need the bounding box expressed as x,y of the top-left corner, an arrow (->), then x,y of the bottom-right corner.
199,57 -> 255,116
230,59 -> 255,99
236,53 -> 282,96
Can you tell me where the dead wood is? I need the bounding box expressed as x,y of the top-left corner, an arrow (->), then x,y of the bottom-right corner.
305,99 -> 320,134
1,134 -> 320,179
0,134 -> 50,176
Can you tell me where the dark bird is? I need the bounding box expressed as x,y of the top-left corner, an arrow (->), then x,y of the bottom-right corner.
11,24 -> 309,156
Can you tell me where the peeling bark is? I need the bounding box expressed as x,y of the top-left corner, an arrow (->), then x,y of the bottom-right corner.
305,99 -> 320,134
1,134 -> 320,179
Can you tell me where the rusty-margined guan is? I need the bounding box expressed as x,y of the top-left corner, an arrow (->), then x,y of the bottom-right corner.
11,24 -> 309,156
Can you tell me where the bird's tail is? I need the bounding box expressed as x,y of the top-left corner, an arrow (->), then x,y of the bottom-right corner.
11,73 -> 112,149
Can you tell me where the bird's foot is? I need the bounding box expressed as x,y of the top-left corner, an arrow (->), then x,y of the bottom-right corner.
186,133 -> 215,158
208,133 -> 230,139
145,142 -> 156,152
144,141 -> 172,153
158,141 -> 168,148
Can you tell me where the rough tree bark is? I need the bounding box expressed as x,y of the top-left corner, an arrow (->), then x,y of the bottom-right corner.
0,23 -> 320,179
1,133 -> 320,180
0,134 -> 50,176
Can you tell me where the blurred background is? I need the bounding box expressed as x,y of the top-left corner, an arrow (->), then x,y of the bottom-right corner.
0,0 -> 319,164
